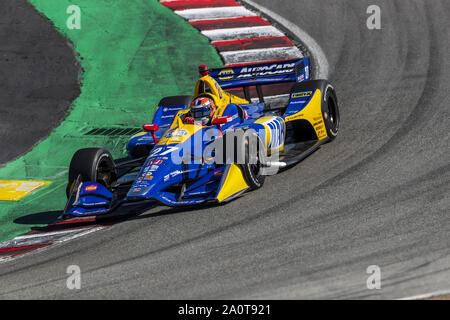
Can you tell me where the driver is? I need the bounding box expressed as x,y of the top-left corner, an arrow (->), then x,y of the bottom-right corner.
184,96 -> 216,125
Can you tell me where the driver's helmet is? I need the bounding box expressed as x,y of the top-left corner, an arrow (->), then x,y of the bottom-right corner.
190,97 -> 216,125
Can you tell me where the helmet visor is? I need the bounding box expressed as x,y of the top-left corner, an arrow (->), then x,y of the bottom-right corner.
192,107 -> 211,120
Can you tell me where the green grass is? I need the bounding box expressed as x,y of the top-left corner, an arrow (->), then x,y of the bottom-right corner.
0,0 -> 222,242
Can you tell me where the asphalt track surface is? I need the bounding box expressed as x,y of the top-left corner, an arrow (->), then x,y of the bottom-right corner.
1,0 -> 450,299
0,0 -> 80,165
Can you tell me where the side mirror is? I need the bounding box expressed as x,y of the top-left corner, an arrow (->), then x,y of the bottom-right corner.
212,116 -> 232,125
142,124 -> 159,143
143,124 -> 159,132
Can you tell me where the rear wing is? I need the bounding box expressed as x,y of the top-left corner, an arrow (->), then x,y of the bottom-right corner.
210,57 -> 310,102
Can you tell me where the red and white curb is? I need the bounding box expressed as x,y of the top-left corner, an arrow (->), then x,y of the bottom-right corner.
161,0 -> 304,65
399,289 -> 450,300
0,219 -> 108,263
242,0 -> 329,79
160,0 -> 307,102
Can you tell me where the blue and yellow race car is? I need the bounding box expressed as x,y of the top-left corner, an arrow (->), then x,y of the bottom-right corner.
62,58 -> 339,219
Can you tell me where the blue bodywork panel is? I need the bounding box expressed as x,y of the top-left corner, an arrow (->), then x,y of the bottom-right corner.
65,181 -> 114,217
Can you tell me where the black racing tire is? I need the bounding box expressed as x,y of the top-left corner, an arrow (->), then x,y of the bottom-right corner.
240,134 -> 265,190
66,148 -> 116,198
290,80 -> 340,142
158,95 -> 193,107
323,84 -> 340,141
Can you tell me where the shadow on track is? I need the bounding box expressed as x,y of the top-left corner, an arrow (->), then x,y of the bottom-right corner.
13,211 -> 62,225
11,199 -> 225,234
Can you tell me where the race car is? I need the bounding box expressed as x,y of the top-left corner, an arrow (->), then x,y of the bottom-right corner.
62,57 -> 339,219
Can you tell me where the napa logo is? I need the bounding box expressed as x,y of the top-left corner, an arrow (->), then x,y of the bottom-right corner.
85,184 -> 98,192
218,68 -> 234,81
291,91 -> 313,99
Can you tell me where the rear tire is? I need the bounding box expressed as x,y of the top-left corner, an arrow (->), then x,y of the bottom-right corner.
66,148 -> 116,198
323,85 -> 340,141
290,80 -> 340,142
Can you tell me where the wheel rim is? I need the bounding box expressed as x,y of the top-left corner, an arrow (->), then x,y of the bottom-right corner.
245,138 -> 263,182
327,97 -> 339,132
96,156 -> 115,188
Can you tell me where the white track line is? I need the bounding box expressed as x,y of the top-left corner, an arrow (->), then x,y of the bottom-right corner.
0,227 -> 105,248
202,26 -> 284,42
0,227 -> 105,264
221,46 -> 302,64
56,227 -> 105,243
175,7 -> 256,20
399,289 -> 450,300
13,228 -> 92,240
241,0 -> 329,79
44,169 -> 68,180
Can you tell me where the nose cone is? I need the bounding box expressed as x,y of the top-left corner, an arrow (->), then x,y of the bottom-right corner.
126,126 -> 216,202
125,151 -> 183,201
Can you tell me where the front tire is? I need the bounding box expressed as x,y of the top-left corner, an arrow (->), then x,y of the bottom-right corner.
240,135 -> 265,190
66,148 -> 116,198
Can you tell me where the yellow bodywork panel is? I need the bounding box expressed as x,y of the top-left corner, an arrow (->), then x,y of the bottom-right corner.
0,180 -> 51,201
254,116 -> 285,154
130,131 -> 147,139
284,89 -> 328,141
216,164 -> 249,203
255,116 -> 273,148
158,121 -> 204,145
